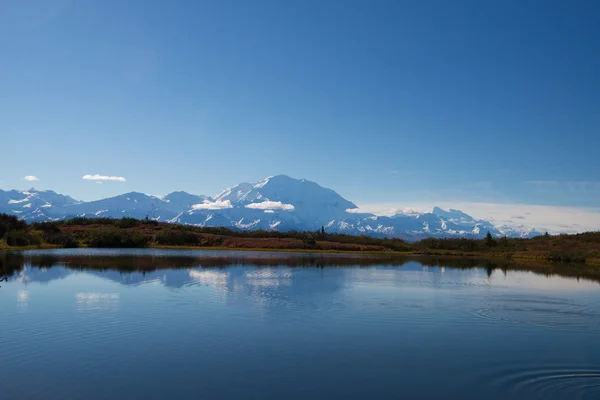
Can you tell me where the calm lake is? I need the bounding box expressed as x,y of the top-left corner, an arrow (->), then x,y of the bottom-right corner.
2,249 -> 600,399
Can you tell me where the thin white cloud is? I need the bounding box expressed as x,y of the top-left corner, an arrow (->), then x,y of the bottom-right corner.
526,180 -> 558,186
24,175 -> 39,181
353,201 -> 600,234
245,201 -> 294,211
346,208 -> 364,214
192,199 -> 233,210
82,174 -> 126,182
347,206 -> 420,216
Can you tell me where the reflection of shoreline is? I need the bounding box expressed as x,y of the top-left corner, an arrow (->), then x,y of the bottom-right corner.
1,251 -> 599,285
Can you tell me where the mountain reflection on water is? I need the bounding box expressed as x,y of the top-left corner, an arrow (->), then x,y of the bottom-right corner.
1,248 -> 599,288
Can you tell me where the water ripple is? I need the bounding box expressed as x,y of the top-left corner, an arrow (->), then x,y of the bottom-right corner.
471,294 -> 599,330
482,364 -> 600,399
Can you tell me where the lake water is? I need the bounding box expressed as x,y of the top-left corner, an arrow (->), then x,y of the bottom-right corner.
2,249 -> 600,399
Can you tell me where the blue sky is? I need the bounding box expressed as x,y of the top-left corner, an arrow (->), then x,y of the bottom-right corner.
1,0 -> 599,213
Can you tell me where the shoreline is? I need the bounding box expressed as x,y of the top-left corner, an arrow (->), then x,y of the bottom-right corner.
2,243 -> 599,266
0,243 -> 403,255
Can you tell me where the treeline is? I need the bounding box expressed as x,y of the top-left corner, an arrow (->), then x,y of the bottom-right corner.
0,214 -> 42,246
60,217 -> 159,228
414,232 -> 600,263
414,233 -> 523,252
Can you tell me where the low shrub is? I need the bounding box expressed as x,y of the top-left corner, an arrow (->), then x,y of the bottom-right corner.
85,229 -> 149,248
3,230 -> 41,246
154,229 -> 199,246
42,232 -> 79,248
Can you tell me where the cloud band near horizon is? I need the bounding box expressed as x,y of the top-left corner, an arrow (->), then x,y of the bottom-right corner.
351,202 -> 600,235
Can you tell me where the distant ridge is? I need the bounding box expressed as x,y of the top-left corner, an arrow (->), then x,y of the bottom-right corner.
0,175 -> 541,240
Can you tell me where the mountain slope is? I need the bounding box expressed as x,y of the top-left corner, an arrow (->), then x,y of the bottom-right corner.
162,192 -> 211,210
0,177 -> 534,239
67,192 -> 178,220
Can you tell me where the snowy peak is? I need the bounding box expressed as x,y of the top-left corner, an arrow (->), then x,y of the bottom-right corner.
250,175 -> 357,209
86,192 -> 161,207
214,175 -> 356,212
14,188 -> 80,207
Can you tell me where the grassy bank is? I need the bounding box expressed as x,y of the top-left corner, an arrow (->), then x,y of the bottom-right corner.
0,242 -> 59,251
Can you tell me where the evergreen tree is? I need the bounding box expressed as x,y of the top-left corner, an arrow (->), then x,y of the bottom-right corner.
484,231 -> 496,247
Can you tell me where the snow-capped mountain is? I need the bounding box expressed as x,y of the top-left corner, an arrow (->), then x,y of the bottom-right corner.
65,192 -> 178,220
0,188 -> 80,221
0,176 -> 540,240
495,225 -> 544,239
175,175 -> 359,231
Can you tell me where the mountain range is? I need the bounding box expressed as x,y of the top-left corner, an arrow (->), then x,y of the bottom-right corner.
0,175 -> 541,240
